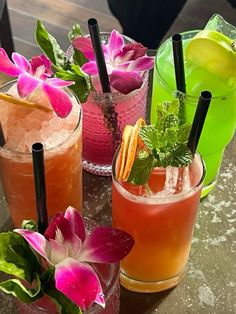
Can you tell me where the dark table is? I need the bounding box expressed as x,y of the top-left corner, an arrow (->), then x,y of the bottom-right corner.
0,72 -> 235,313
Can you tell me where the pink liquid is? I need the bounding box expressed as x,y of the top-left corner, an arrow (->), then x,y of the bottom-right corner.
82,74 -> 149,166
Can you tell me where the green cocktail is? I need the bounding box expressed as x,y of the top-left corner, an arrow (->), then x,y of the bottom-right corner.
151,16 -> 236,197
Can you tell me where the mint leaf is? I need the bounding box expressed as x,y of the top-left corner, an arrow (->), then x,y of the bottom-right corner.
68,24 -> 83,42
0,232 -> 41,282
139,126 -> 159,150
157,113 -> 178,132
157,99 -> 179,119
128,154 -> 154,185
35,20 -> 65,68
177,123 -> 191,143
0,275 -> 42,303
170,144 -> 192,167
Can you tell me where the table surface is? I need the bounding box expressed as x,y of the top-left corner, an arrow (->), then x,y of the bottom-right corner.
0,72 -> 235,314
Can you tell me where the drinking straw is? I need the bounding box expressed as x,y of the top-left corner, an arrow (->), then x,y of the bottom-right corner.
172,33 -> 186,124
32,143 -> 48,234
0,122 -> 6,147
172,33 -> 186,94
187,91 -> 212,155
87,18 -> 121,149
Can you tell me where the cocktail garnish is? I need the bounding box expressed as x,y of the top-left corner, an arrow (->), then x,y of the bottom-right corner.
185,30 -> 236,80
0,207 -> 134,313
0,92 -> 52,113
118,100 -> 192,185
117,118 -> 146,181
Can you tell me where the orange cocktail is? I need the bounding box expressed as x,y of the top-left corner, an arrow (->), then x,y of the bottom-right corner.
112,153 -> 204,292
0,81 -> 82,227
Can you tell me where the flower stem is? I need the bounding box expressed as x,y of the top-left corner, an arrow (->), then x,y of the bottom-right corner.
0,92 -> 53,113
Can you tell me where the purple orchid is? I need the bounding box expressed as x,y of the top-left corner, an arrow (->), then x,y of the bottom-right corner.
72,30 -> 154,94
14,207 -> 134,311
0,48 -> 74,118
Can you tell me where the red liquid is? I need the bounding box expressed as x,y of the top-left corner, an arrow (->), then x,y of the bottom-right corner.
112,156 -> 203,291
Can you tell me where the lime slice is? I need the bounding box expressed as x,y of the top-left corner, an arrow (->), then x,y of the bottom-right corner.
185,30 -> 236,79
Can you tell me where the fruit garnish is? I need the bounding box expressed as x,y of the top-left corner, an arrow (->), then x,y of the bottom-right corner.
118,100 -> 193,186
0,92 -> 52,113
117,118 -> 146,181
185,30 -> 236,80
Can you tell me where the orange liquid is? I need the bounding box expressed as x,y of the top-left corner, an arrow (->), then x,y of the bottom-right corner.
112,160 -> 203,288
0,127 -> 82,227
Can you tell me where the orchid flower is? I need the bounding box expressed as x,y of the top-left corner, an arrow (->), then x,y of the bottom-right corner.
0,49 -> 74,118
72,30 -> 154,94
14,207 -> 134,311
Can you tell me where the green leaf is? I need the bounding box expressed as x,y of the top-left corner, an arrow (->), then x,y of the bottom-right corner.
73,49 -> 88,66
170,144 -> 192,167
139,125 -> 159,150
56,68 -> 91,103
128,154 -> 154,185
35,20 -> 65,68
177,123 -> 191,143
21,220 -> 38,231
0,232 -> 41,282
68,24 -> 83,42
157,99 -> 180,120
157,113 -> 178,132
44,288 -> 82,314
0,275 -> 42,303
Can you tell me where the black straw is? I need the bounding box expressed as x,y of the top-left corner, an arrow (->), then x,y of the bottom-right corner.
0,122 -> 6,147
88,18 -> 111,93
187,91 -> 212,155
32,143 -> 48,234
172,33 -> 186,93
87,18 -> 121,151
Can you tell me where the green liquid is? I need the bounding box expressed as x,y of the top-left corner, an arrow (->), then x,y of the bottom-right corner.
151,31 -> 236,191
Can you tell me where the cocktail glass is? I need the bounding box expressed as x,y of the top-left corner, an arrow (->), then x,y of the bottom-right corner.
0,80 -> 82,227
15,218 -> 120,313
82,33 -> 149,176
150,15 -> 236,197
112,151 -> 205,292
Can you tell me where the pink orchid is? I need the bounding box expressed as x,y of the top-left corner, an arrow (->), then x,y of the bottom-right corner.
72,30 -> 154,94
0,48 -> 74,118
14,207 -> 134,311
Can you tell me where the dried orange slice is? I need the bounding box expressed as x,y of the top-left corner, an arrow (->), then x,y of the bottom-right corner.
117,125 -> 133,180
117,118 -> 146,181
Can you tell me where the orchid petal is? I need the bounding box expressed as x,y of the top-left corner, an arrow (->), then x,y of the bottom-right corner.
64,207 -> 86,242
113,50 -> 135,64
17,73 -> 40,98
42,83 -> 72,118
0,48 -> 22,76
47,78 -> 74,88
82,61 -> 98,76
110,70 -> 143,94
79,227 -> 134,263
30,55 -> 52,77
55,258 -> 105,310
44,213 -> 73,242
108,30 -> 124,54
122,43 -> 147,60
72,37 -> 95,61
14,229 -> 51,262
49,239 -> 68,265
125,56 -> 154,72
12,52 -> 31,73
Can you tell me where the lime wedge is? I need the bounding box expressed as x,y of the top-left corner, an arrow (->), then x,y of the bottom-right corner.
185,30 -> 236,79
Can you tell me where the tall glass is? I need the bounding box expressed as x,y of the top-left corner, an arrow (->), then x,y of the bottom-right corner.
112,152 -> 205,292
82,33 -> 149,176
150,30 -> 236,197
0,80 -> 82,227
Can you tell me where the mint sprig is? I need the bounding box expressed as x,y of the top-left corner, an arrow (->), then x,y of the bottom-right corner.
35,21 -> 91,103
127,100 -> 192,185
